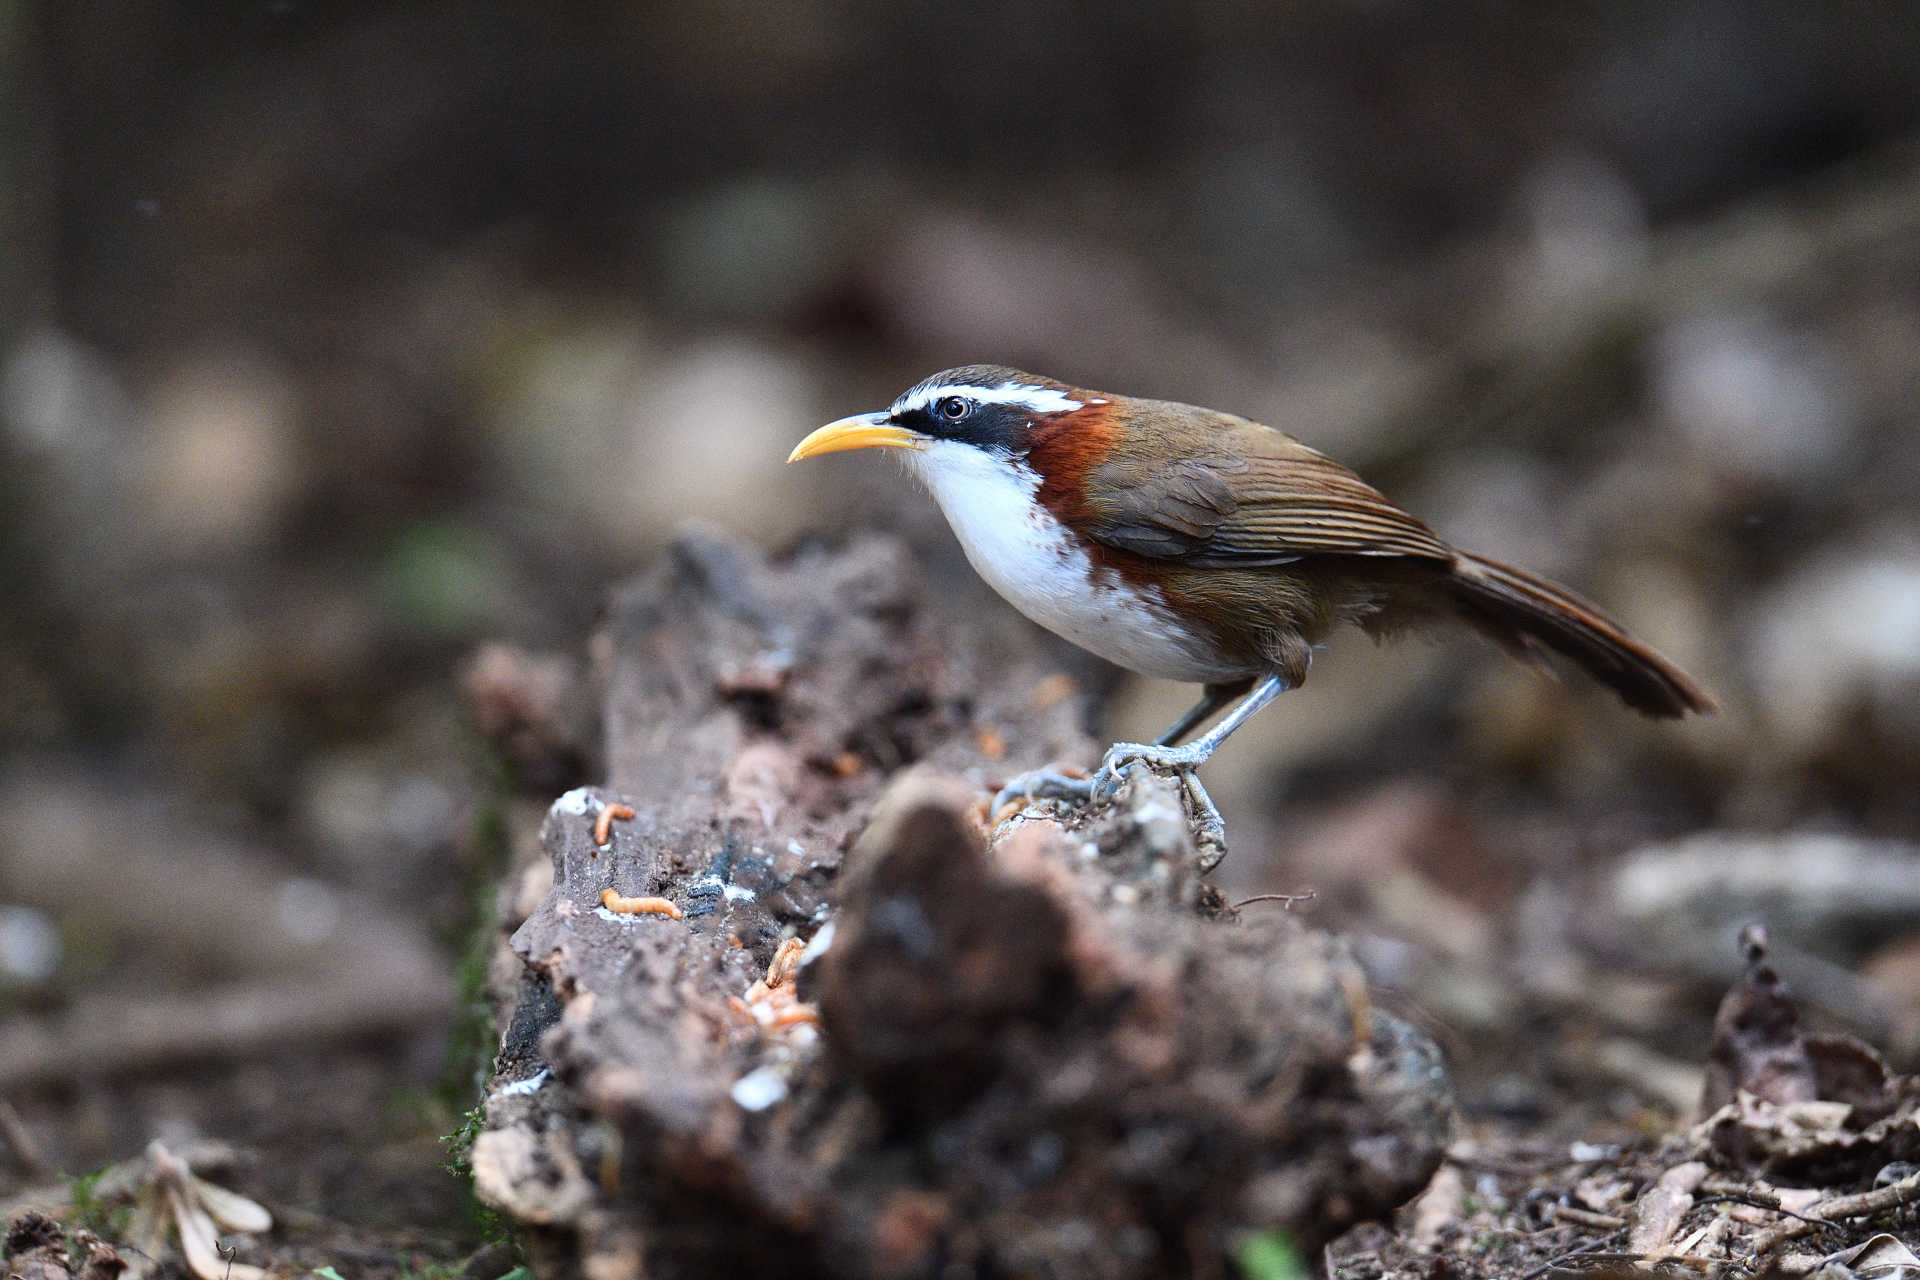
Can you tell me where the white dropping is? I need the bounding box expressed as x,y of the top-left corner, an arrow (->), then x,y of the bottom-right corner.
551,787 -> 595,817
798,919 -> 836,968
730,1066 -> 788,1112
901,441 -> 1246,684
498,1068 -> 550,1096
891,381 -> 1084,418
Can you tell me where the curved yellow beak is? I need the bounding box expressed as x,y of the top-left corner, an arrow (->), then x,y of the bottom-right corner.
786,412 -> 926,463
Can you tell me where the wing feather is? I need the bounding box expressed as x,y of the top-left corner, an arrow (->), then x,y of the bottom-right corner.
1081,407 -> 1454,567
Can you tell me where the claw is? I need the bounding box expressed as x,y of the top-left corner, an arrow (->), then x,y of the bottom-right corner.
1086,740 -> 1206,805
991,769 -> 1096,815
1180,771 -> 1229,870
1090,758 -> 1138,804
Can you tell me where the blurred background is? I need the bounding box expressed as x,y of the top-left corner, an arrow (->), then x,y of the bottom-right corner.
3,0 -> 1920,1256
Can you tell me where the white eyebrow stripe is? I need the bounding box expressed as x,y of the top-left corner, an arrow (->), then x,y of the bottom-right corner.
891,381 -> 1084,417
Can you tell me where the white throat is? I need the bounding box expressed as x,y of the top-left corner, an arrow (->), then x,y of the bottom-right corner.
902,441 -> 1243,683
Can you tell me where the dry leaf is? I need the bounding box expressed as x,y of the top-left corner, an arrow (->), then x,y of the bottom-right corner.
1625,1161 -> 1707,1256
1815,1233 -> 1920,1280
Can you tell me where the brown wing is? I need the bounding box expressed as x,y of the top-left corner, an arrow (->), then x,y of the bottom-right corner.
1081,405 -> 1455,568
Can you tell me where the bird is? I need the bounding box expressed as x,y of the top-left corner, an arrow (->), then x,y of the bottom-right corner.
787,365 -> 1715,840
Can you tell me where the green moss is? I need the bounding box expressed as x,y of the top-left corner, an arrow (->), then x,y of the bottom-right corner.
441,870 -> 505,1110
397,1260 -> 468,1280
437,739 -> 514,1107
63,1165 -> 131,1239
441,1103 -> 486,1180
431,740 -> 522,1253
1236,1230 -> 1305,1280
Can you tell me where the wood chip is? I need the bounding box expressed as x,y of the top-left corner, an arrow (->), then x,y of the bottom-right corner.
1409,1164 -> 1464,1251
765,937 -> 806,988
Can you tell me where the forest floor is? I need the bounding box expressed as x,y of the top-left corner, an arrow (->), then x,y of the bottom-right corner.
3,534 -> 1916,1279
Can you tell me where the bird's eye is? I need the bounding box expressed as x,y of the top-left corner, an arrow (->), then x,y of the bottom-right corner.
937,395 -> 972,422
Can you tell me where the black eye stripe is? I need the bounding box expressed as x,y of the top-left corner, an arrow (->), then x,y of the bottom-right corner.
938,396 -> 971,421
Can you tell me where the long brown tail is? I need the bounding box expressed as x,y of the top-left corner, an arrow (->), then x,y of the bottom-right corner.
1445,551 -> 1717,718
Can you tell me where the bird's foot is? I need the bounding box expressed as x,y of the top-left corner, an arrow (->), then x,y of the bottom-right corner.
991,769 -> 1097,815
992,743 -> 1229,865
1087,740 -> 1210,802
1094,746 -> 1229,860
991,741 -> 1205,812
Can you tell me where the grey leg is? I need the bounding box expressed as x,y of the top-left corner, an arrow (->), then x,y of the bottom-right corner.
1152,678 -> 1255,747
1086,673 -> 1291,850
1095,673 -> 1291,786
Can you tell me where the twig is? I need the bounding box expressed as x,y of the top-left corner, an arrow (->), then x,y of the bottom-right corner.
0,968 -> 449,1093
1749,1169 -> 1920,1256
1444,1147 -> 1549,1177
1693,1193 -> 1835,1233
1548,1203 -> 1627,1231
1232,891 -> 1316,910
0,1097 -> 52,1178
1540,1251 -> 1721,1271
1520,1229 -> 1625,1280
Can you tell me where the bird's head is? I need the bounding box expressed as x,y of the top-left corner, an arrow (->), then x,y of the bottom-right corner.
787,366 -> 1097,478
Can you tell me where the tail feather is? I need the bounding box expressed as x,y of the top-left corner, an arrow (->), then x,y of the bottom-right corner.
1446,552 -> 1716,719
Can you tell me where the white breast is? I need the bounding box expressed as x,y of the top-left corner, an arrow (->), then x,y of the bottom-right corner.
904,441 -> 1245,684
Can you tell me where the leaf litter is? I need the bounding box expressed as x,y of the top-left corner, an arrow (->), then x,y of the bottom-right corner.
1339,925 -> 1920,1279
